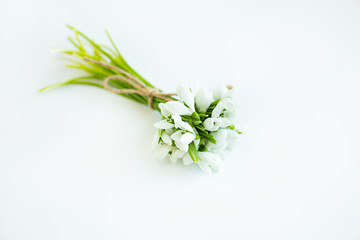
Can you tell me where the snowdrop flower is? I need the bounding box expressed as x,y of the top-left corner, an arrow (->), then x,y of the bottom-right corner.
202,86 -> 237,132
213,85 -> 236,111
198,152 -> 222,173
176,84 -> 195,112
159,101 -> 191,117
182,153 -> 194,166
159,132 -> 172,145
213,85 -> 234,100
203,101 -> 231,131
158,84 -> 195,119
195,87 -> 214,112
170,130 -> 195,152
154,113 -> 196,152
154,144 -> 173,159
152,133 -> 173,159
203,117 -> 230,131
154,120 -> 174,129
206,129 -> 228,151
182,151 -> 222,174
152,130 -> 189,162
169,149 -> 187,163
172,115 -> 194,133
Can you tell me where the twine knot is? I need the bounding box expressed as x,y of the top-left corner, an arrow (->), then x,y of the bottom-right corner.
84,57 -> 175,109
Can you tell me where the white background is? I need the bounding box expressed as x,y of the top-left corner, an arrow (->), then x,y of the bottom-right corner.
1,0 -> 360,239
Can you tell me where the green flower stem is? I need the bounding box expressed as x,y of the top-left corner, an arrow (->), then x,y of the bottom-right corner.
40,26 -> 170,111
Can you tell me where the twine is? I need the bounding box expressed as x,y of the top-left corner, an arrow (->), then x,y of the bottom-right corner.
83,57 -> 176,109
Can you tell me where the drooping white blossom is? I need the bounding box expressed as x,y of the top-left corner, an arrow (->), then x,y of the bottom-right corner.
176,84 -> 195,112
159,101 -> 191,116
170,130 -> 195,152
195,87 -> 214,112
202,86 -> 237,132
172,115 -> 194,133
181,151 -> 223,173
153,120 -> 174,129
169,149 -> 187,163
197,151 -> 222,174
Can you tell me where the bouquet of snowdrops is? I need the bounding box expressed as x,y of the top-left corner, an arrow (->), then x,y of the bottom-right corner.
41,26 -> 242,173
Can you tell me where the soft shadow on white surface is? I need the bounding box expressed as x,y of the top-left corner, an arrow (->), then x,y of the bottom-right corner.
0,0 -> 360,239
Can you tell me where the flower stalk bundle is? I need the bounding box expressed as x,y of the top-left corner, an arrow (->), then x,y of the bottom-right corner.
41,26 -> 242,173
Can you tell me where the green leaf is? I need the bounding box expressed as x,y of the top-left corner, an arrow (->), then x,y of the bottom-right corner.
188,142 -> 199,163
181,115 -> 191,121
197,129 -> 217,144
191,111 -> 201,121
196,124 -> 206,131
206,99 -> 220,115
40,25 -> 171,111
38,76 -> 99,92
193,120 -> 202,125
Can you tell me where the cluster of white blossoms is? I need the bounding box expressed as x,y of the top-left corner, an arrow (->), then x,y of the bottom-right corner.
152,84 -> 241,173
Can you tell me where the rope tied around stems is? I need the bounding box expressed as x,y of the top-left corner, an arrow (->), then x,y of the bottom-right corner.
83,57 -> 176,109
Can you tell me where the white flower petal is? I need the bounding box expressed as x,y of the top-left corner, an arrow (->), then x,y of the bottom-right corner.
204,118 -> 215,131
177,84 -> 195,112
164,101 -> 191,115
207,129 -> 228,149
223,111 -> 236,121
161,133 -> 172,145
154,120 -> 174,129
159,103 -> 171,117
169,153 -> 178,163
169,149 -> 185,164
195,88 -> 214,112
213,85 -> 229,100
165,128 -> 175,135
198,152 -> 222,172
221,98 -> 236,111
210,159 -> 222,172
154,145 -> 172,159
172,115 -> 194,133
175,141 -> 189,152
198,152 -> 221,164
204,118 -> 220,131
210,143 -> 228,154
194,137 -> 200,147
212,102 -> 224,118
214,130 -> 228,146
183,154 -> 194,166
198,152 -> 215,164
219,118 -> 231,128
180,132 -> 195,144
214,118 -> 222,126
198,161 -> 212,174
171,131 -> 190,152
170,131 -> 182,142
173,149 -> 187,159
